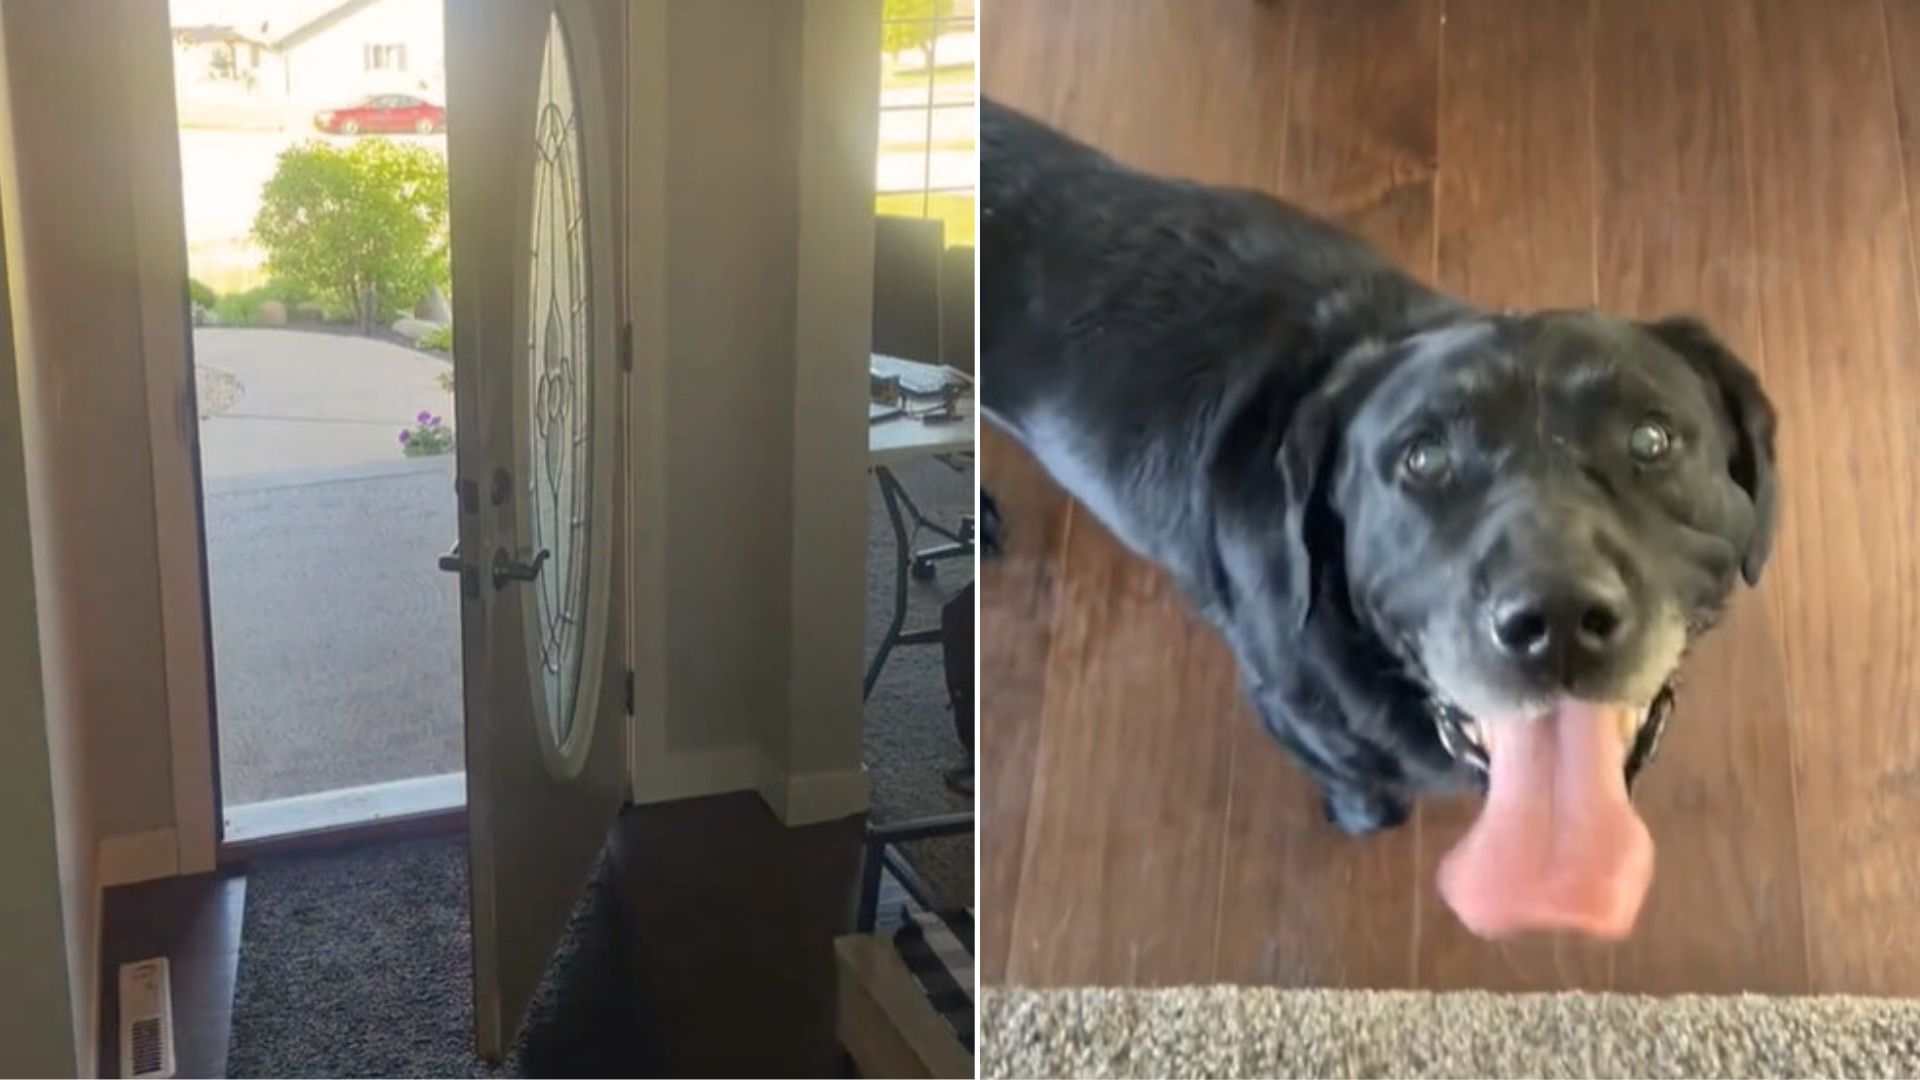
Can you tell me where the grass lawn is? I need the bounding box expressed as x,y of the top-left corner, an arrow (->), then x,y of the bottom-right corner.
877,190 -> 975,248
882,63 -> 974,96
189,238 -> 270,296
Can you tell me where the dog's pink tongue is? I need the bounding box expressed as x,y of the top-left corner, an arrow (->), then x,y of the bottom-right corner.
1437,701 -> 1653,940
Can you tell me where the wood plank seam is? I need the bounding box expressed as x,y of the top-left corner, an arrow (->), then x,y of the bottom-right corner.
1764,0 -> 1816,992
1414,0 -> 1449,989
1215,0 -> 1300,987
1005,497 -> 1076,983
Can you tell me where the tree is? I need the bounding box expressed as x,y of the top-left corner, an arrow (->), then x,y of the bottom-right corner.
882,0 -> 955,63
252,139 -> 449,334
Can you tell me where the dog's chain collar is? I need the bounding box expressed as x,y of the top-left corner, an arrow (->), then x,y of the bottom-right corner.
1428,681 -> 1678,790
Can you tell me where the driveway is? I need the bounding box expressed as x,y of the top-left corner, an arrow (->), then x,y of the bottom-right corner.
196,328 -> 454,485
196,327 -> 462,806
207,459 -> 463,805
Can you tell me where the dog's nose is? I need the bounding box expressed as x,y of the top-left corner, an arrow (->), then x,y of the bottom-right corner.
1488,575 -> 1632,672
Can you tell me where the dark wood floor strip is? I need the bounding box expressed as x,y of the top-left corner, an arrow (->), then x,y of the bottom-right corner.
978,424 -> 1073,982
1742,0 -> 1920,996
98,874 -> 247,1079
1590,0 -> 1808,995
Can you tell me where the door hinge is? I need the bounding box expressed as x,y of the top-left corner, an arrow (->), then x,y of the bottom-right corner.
618,320 -> 633,372
177,379 -> 199,444
623,668 -> 635,716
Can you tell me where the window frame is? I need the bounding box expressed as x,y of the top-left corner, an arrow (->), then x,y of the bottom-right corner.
876,11 -> 975,220
364,42 -> 410,73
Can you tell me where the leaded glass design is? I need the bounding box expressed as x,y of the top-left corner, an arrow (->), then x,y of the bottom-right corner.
526,11 -> 592,748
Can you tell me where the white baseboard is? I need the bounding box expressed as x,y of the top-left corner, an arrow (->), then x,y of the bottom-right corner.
755,758 -> 871,826
95,827 -> 179,888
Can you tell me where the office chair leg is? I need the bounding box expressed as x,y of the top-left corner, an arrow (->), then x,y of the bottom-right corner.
910,515 -> 975,580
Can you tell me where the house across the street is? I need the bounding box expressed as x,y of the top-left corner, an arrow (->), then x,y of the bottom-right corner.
171,0 -> 445,130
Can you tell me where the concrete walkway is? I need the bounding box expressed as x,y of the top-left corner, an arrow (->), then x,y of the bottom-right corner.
196,328 -> 454,483
195,328 -> 462,805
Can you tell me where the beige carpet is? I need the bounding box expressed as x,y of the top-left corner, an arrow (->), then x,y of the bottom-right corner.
982,986 -> 1920,1078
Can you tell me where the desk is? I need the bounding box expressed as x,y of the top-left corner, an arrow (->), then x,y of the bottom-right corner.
861,369 -> 977,946
865,374 -> 975,702
869,395 -> 974,467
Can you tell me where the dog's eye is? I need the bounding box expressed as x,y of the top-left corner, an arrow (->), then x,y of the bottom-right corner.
1401,435 -> 1452,485
1628,418 -> 1674,463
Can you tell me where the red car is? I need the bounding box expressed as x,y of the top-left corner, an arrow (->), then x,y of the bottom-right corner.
314,94 -> 446,135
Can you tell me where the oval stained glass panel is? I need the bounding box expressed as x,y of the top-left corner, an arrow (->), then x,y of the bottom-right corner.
527,11 -> 592,750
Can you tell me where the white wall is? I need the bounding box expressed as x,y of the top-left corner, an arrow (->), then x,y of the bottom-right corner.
0,324 -> 87,1072
0,8 -> 207,1064
0,4 -> 102,1073
628,0 -> 881,822
663,0 -> 802,759
0,0 -> 180,850
783,0 -> 883,790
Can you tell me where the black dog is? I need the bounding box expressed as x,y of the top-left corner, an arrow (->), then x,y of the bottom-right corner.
979,100 -> 1777,937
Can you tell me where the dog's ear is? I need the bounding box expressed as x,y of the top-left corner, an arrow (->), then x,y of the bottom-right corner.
1270,341 -> 1395,629
1275,381 -> 1342,630
1203,364 -> 1343,635
1642,316 -> 1779,584
1208,341 -> 1389,636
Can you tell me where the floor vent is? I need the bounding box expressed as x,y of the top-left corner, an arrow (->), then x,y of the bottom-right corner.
118,957 -> 176,1079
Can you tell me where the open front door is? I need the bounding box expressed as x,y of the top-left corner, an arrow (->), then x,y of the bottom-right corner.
445,0 -> 628,1059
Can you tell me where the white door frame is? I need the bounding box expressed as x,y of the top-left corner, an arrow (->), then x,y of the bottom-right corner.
128,0 -> 219,876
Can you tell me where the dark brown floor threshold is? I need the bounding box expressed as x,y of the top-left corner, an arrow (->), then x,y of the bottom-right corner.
97,872 -> 247,1079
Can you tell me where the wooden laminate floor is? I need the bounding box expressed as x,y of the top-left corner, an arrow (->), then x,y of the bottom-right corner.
979,0 -> 1920,995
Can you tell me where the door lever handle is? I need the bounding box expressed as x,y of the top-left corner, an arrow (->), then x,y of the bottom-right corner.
436,542 -> 462,573
492,547 -> 550,589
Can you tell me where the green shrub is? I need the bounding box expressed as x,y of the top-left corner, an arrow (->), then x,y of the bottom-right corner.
188,278 -> 218,308
212,291 -> 263,326
253,139 -> 450,332
417,324 -> 451,352
207,280 -> 314,327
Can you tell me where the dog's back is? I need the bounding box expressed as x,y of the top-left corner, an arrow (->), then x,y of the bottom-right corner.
979,100 -> 1446,565
981,100 -> 1437,423
980,99 -> 1131,423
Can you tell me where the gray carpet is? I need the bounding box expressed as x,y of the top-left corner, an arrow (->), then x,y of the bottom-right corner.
862,455 -> 975,909
982,986 -> 1920,1079
227,835 -> 638,1078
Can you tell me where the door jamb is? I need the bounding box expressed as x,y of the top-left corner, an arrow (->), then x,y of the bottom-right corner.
127,5 -> 218,875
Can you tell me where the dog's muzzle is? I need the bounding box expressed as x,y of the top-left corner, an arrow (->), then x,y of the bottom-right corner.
1429,683 -> 1676,791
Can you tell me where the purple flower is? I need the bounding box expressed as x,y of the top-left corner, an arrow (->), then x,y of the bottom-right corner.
417,410 -> 433,425
428,414 -> 443,428
398,430 -> 411,445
